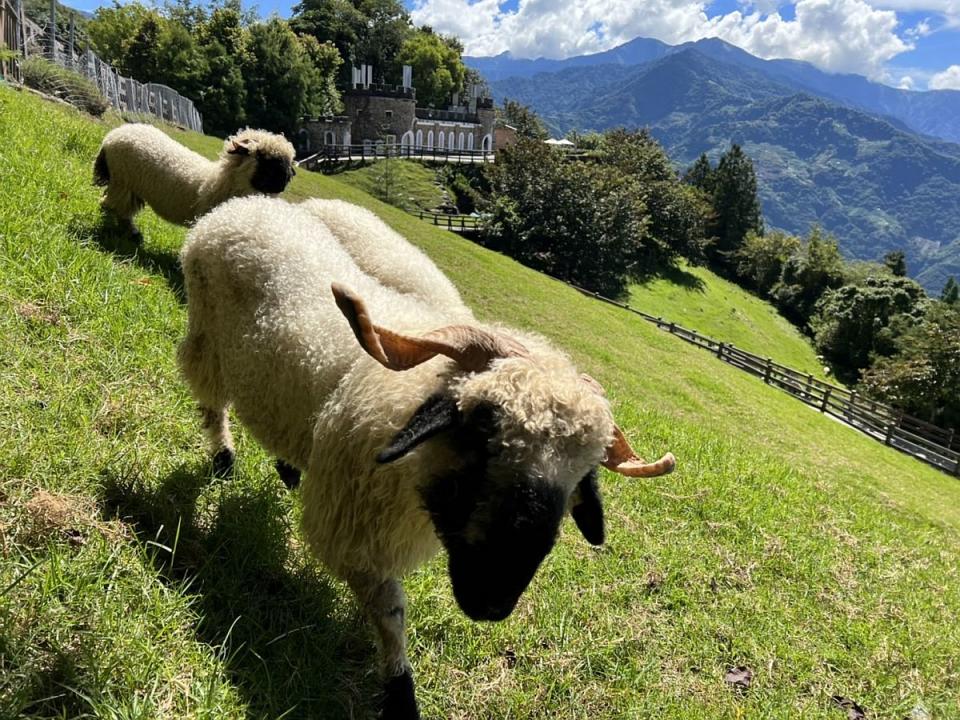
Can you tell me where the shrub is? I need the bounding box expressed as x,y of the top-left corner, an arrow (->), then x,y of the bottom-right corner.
21,57 -> 109,116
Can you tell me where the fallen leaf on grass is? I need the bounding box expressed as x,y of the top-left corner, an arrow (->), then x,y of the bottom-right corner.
724,666 -> 752,692
832,695 -> 867,719
15,302 -> 60,325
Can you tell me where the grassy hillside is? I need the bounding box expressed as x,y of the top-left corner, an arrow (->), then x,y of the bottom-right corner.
331,159 -> 448,213
2,85 -> 960,720
628,264 -> 830,379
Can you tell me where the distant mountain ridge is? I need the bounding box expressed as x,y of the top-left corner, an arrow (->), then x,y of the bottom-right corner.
467,44 -> 960,292
467,36 -> 960,144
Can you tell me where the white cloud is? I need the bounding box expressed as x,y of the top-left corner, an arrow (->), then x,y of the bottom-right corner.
867,0 -> 960,26
897,74 -> 915,88
414,0 -> 914,78
929,64 -> 960,88
904,17 -> 933,38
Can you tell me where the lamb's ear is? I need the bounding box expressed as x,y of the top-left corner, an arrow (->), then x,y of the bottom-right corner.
377,393 -> 460,463
569,469 -> 604,545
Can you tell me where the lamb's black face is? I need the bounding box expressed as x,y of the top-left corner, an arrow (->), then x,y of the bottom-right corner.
419,404 -> 567,622
251,155 -> 295,193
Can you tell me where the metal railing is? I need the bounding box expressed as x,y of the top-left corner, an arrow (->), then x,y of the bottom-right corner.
0,0 -> 202,132
298,143 -> 494,169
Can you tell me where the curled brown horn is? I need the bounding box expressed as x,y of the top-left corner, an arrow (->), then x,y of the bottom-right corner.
580,374 -> 676,478
602,425 -> 676,477
332,283 -> 528,372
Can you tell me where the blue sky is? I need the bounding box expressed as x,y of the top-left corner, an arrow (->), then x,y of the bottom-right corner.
70,0 -> 960,90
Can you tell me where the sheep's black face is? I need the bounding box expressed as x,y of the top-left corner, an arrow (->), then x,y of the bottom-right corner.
419,404 -> 567,622
441,477 -> 565,621
251,155 -> 295,193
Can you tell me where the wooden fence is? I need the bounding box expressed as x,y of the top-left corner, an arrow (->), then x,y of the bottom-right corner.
0,0 -> 202,132
415,210 -> 481,233
564,283 -> 960,477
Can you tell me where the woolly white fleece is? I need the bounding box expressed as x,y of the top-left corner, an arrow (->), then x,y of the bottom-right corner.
178,195 -> 616,582
299,199 -> 465,312
96,124 -> 295,226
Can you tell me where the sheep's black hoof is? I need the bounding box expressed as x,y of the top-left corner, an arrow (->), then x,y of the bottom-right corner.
212,448 -> 235,478
275,459 -> 301,489
379,671 -> 419,720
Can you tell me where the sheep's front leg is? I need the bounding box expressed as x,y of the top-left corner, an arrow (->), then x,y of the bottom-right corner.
348,573 -> 420,720
201,406 -> 235,477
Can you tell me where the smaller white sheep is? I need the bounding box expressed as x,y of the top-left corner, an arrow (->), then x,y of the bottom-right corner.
93,124 -> 295,239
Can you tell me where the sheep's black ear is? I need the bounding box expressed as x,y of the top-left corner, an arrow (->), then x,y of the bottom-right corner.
570,469 -> 604,545
377,393 -> 460,463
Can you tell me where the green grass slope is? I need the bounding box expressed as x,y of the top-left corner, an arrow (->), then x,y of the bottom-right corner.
2,85 -> 960,720
331,159 -> 447,212
628,264 -> 830,379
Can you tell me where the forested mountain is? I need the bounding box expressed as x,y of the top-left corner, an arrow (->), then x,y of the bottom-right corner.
469,36 -> 960,144
474,47 -> 960,292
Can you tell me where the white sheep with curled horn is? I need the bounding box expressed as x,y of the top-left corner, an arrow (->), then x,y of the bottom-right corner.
93,123 -> 296,240
176,195 -> 675,720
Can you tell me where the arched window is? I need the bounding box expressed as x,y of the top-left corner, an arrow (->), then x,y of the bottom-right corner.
458,132 -> 465,150
438,131 -> 445,150
467,133 -> 474,150
427,130 -> 434,149
400,131 -> 414,153
481,134 -> 492,152
415,129 -> 423,148
324,130 -> 335,146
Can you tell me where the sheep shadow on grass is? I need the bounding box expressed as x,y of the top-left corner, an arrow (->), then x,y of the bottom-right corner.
70,213 -> 187,301
98,463 -> 379,720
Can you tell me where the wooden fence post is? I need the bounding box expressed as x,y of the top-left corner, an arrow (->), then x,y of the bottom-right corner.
716,342 -> 725,359
820,387 -> 831,413
763,358 -> 772,384
884,421 -> 895,446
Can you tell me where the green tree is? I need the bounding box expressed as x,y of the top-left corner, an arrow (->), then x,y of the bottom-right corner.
771,227 -> 845,326
810,275 -> 928,381
600,128 -> 710,264
683,153 -> 715,193
243,19 -> 313,135
499,99 -> 548,140
883,250 -> 907,277
942,276 -> 959,305
733,229 -> 801,295
124,14 -> 163,80
194,3 -> 250,136
861,303 -> 960,427
87,1 -> 155,72
290,0 -> 365,76
353,0 -> 413,82
708,144 -> 763,268
484,139 -> 649,297
298,34 -> 344,115
396,28 -> 465,108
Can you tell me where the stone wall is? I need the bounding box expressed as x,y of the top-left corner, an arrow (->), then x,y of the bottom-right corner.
343,90 -> 416,146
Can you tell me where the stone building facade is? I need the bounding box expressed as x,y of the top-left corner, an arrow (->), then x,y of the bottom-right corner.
297,67 -> 496,157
